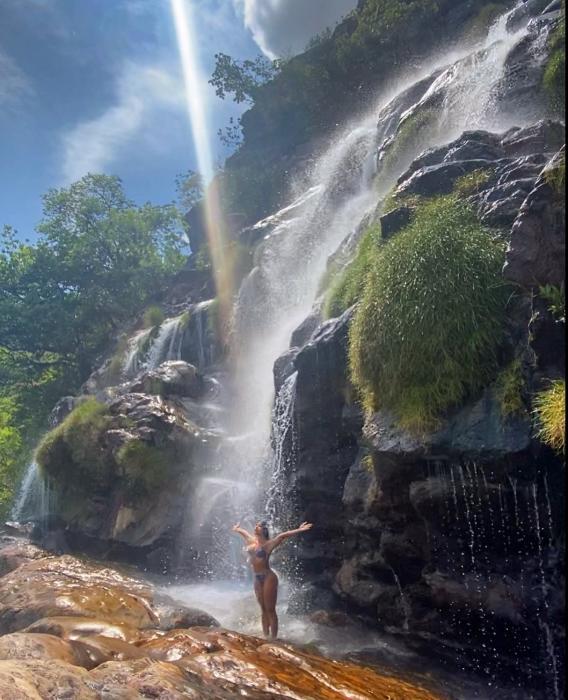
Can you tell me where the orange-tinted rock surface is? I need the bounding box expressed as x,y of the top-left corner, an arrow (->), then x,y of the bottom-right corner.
0,540 -> 444,699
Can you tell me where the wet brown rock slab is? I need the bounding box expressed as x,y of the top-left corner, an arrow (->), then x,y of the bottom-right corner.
0,543 -> 445,699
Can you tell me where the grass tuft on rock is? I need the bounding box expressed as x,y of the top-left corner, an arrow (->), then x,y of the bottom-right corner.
496,359 -> 526,417
454,169 -> 492,197
324,225 -> 382,318
349,195 -> 508,432
534,380 -> 565,452
143,305 -> 165,329
36,399 -> 112,487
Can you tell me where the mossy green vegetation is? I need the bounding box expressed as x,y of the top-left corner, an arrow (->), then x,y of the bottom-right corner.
544,154 -> 566,197
380,108 -> 439,177
543,16 -> 565,115
36,399 -> 112,488
349,195 -> 508,432
116,440 -> 176,499
454,169 -> 493,197
143,306 -> 165,329
534,380 -> 566,452
540,283 -> 566,322
324,225 -> 382,318
496,359 -> 526,417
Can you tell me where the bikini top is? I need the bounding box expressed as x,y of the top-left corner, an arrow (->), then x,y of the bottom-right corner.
255,548 -> 267,560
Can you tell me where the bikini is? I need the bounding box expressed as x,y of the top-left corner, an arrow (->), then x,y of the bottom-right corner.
254,548 -> 268,584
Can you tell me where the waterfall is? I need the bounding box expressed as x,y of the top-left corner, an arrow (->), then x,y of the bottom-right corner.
146,315 -> 185,369
10,461 -> 54,527
189,4 -> 538,569
122,327 -> 154,378
266,371 -> 299,531
11,461 -> 40,521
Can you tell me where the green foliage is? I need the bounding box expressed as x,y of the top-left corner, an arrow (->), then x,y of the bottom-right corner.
543,18 -> 565,115
0,397 -> 23,516
36,399 -> 112,489
209,53 -> 282,104
380,108 -> 439,177
496,359 -> 526,417
324,225 -> 382,318
349,196 -> 508,432
454,169 -> 493,197
175,170 -> 204,212
143,306 -> 165,329
540,283 -> 566,323
544,155 -> 566,197
534,380 -> 566,452
116,440 -> 175,499
1,175 -> 187,500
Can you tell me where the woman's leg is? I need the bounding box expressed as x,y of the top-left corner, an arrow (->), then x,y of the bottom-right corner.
254,578 -> 270,637
263,572 -> 279,640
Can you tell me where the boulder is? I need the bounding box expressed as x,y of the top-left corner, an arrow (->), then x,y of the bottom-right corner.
504,147 -> 566,288
0,659 -> 97,699
129,361 -> 204,399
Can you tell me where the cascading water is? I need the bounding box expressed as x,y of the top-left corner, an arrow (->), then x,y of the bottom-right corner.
10,461 -> 54,528
188,4 -> 539,567
146,315 -> 186,369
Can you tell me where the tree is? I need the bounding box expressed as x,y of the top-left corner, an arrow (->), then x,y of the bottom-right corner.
209,53 -> 281,104
0,396 -> 23,515
0,174 -> 187,381
175,169 -> 204,212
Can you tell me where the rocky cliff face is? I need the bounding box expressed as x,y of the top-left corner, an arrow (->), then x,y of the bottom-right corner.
270,119 -> 566,695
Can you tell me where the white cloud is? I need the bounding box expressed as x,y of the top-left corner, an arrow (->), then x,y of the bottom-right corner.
0,50 -> 34,109
234,0 -> 357,58
61,63 -> 184,183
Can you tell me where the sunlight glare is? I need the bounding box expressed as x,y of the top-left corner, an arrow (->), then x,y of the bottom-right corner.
170,0 -> 234,333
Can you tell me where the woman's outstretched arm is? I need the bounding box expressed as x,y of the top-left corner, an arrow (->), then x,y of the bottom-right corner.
232,523 -> 255,544
268,522 -> 313,552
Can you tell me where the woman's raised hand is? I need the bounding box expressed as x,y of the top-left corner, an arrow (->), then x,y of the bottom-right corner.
298,522 -> 313,532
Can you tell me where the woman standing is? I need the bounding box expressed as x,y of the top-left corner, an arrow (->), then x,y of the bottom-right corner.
232,520 -> 313,640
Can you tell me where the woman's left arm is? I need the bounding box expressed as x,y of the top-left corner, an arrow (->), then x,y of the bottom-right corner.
268,522 -> 313,551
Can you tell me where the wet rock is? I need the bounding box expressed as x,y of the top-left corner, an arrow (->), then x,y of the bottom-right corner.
152,594 -> 220,630
501,121 -> 565,158
273,347 -> 300,393
379,206 -> 413,239
0,659 -> 97,699
0,555 -> 158,634
365,388 -> 532,461
25,617 -> 143,644
0,540 -> 49,576
0,632 -> 80,665
397,159 -> 494,197
290,310 -> 321,348
129,361 -> 204,399
504,147 -> 566,289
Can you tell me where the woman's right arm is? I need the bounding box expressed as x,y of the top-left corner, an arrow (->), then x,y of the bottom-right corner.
232,523 -> 255,543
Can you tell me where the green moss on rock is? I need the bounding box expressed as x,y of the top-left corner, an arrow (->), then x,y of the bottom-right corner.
36,399 -> 113,488
324,225 -> 382,318
116,440 -> 176,499
543,18 -> 565,116
349,195 -> 508,432
496,359 -> 526,417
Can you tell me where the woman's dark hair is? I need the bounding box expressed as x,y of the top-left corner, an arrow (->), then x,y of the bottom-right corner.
260,521 -> 270,539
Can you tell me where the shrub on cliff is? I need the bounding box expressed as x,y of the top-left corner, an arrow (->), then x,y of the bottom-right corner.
324,225 -> 382,318
349,196 -> 508,431
543,16 -> 565,115
534,380 -> 566,452
36,399 -> 112,488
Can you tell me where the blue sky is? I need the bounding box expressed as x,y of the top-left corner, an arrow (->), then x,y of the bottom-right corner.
0,0 -> 356,238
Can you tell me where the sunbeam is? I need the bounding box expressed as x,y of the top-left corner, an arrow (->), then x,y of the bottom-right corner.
170,0 -> 234,331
